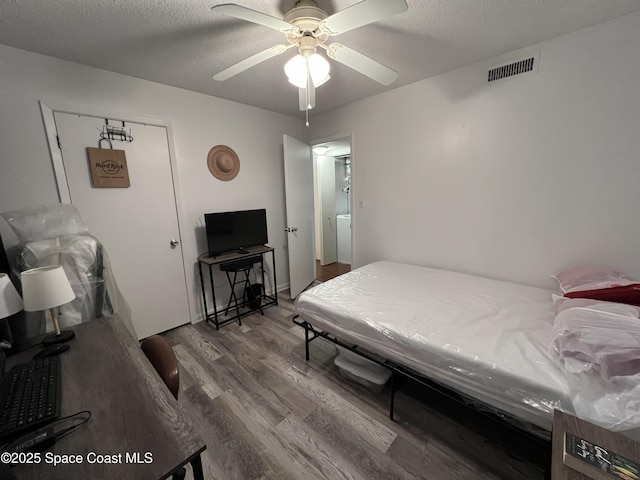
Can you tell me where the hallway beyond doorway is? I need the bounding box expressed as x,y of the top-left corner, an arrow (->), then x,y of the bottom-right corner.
316,260 -> 351,282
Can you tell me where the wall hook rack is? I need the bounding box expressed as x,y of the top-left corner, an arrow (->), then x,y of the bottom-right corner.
98,138 -> 113,149
99,119 -> 134,143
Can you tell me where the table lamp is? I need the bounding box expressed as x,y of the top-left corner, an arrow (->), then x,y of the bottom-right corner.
21,266 -> 76,345
0,272 -> 23,320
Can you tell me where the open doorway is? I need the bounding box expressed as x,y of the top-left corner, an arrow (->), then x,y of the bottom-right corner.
312,137 -> 352,282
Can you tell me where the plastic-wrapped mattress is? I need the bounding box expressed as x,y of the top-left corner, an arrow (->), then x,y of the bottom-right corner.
295,261 -> 572,432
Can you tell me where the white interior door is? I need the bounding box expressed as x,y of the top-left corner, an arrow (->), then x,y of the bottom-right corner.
52,112 -> 190,339
283,135 -> 315,299
318,156 -> 337,266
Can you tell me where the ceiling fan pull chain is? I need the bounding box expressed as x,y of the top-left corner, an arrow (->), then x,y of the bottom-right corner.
305,87 -> 309,127
305,69 -> 311,126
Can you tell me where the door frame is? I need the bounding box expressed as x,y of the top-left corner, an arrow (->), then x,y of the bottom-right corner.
39,101 -> 193,322
316,154 -> 337,266
310,131 -> 355,268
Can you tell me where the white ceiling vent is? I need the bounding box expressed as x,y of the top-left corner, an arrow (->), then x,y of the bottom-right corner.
488,53 -> 539,83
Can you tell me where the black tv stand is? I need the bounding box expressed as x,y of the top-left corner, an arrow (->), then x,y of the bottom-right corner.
197,246 -> 277,330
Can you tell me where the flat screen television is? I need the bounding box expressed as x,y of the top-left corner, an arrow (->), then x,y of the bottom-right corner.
204,209 -> 268,256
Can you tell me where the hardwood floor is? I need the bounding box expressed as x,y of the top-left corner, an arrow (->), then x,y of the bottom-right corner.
316,260 -> 351,282
162,296 -> 549,480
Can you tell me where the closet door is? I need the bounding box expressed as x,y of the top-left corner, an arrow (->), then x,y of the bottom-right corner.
52,112 -> 190,339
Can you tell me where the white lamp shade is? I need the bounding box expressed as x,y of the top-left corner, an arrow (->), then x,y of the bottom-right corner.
21,266 -> 75,312
313,73 -> 330,88
0,273 -> 23,319
285,54 -> 308,88
307,53 -> 330,87
285,53 -> 331,89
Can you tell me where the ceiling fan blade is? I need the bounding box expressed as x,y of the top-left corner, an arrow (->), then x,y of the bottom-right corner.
326,43 -> 398,85
319,0 -> 408,35
299,84 -> 315,111
213,44 -> 292,81
212,3 -> 296,33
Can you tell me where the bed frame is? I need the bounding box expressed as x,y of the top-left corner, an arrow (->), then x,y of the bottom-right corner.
292,315 -> 551,445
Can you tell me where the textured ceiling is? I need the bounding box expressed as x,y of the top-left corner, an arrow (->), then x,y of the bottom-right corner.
1,0 -> 640,117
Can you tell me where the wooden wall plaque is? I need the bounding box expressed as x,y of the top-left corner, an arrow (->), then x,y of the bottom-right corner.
86,147 -> 131,188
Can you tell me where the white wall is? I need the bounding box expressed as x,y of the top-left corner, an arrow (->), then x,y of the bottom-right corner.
308,12 -> 640,289
0,45 -> 304,321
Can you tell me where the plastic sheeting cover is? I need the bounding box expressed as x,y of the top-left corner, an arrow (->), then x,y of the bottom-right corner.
2,204 -> 88,243
3,204 -> 134,338
295,261 -> 571,432
550,306 -> 640,432
16,235 -> 133,335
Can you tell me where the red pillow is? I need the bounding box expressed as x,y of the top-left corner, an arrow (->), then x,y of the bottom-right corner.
564,284 -> 640,305
553,266 -> 640,305
552,295 -> 640,315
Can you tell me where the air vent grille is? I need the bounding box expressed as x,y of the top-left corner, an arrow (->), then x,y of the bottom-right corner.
488,57 -> 535,82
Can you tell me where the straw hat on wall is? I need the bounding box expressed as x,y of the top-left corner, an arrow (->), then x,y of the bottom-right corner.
207,145 -> 240,181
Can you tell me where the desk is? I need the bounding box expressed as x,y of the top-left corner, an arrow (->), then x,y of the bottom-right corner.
197,245 -> 278,329
10,316 -> 206,480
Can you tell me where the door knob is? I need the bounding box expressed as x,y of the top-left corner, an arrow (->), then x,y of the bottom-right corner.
170,239 -> 179,248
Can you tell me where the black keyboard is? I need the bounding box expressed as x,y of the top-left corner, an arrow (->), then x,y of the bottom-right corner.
0,357 -> 61,439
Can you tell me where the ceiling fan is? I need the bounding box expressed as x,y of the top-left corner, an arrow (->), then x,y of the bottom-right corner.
211,0 -> 408,114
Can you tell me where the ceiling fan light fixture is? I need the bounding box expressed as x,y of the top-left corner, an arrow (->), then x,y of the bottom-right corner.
285,53 -> 330,88
314,73 -> 330,87
307,53 -> 330,86
285,54 -> 307,88
313,145 -> 329,155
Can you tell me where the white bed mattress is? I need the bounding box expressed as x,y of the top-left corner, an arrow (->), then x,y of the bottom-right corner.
295,261 -> 573,432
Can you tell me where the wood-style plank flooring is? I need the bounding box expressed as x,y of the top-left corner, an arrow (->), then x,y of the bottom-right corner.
162,295 -> 549,480
316,260 -> 351,282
